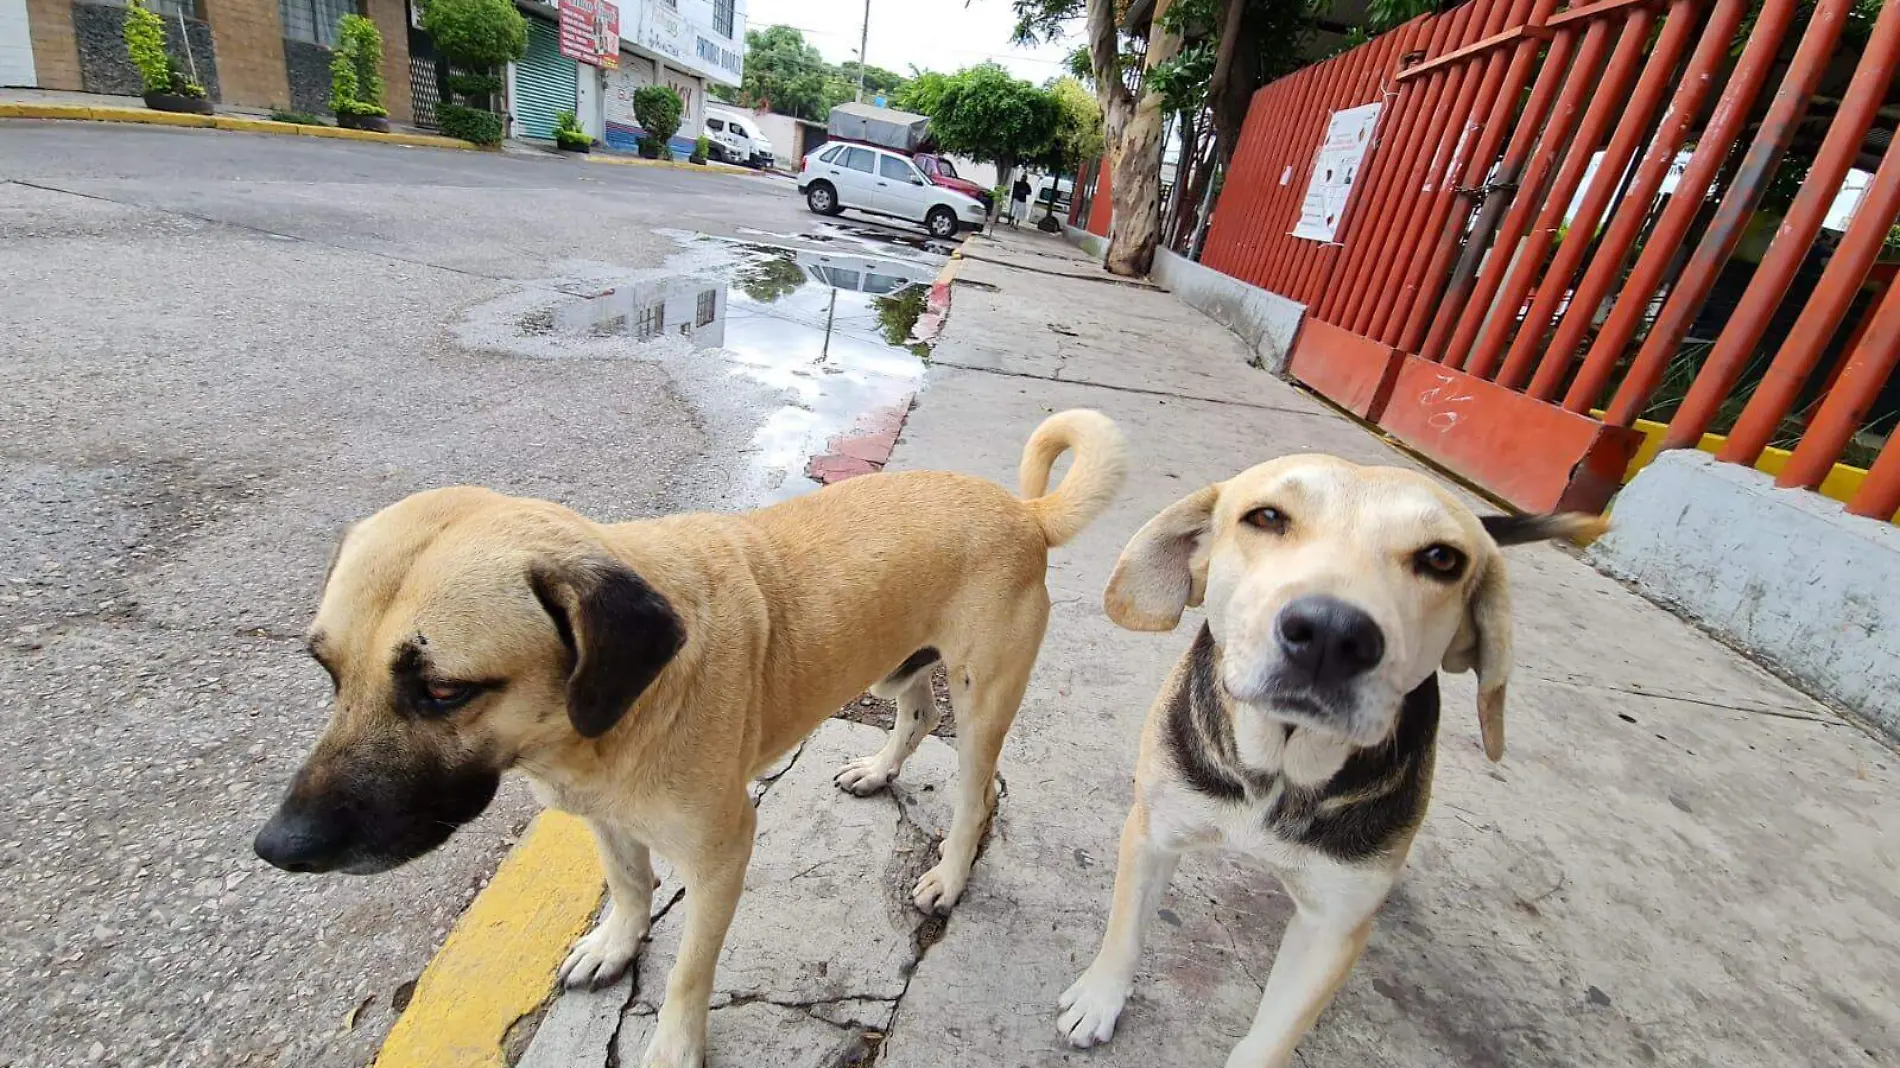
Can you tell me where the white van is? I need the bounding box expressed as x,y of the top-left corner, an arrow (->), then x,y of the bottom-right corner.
704,107 -> 775,169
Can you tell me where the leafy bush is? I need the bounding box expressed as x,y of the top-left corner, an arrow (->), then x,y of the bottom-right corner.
690,134 -> 710,163
632,85 -> 682,158
436,103 -> 504,145
122,0 -> 173,96
553,108 -> 591,148
420,0 -> 527,70
444,72 -> 503,98
329,14 -> 387,117
167,70 -> 207,99
269,108 -> 328,126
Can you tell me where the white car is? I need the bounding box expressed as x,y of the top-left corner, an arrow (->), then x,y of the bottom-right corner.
797,143 -> 988,239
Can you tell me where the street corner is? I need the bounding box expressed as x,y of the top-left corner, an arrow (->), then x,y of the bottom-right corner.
805,393 -> 917,485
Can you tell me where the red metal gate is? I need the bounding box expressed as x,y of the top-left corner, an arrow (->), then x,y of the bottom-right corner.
1202,0 -> 1900,518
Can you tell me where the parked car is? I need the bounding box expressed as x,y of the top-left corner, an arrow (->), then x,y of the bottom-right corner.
912,153 -> 994,213
798,143 -> 988,239
704,106 -> 775,169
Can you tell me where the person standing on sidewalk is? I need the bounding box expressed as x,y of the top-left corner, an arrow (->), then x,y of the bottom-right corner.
1010,174 -> 1032,229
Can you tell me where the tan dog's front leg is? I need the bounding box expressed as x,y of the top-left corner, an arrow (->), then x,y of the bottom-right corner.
1223,870 -> 1390,1068
560,820 -> 655,989
1057,800 -> 1181,1047
641,802 -> 755,1068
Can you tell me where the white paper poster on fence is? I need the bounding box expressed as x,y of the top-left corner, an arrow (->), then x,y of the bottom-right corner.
1292,102 -> 1381,242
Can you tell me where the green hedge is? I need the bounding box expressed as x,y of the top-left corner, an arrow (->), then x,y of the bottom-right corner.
437,103 -> 504,145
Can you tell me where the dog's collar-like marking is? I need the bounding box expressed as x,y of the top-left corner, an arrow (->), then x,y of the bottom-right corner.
1163,624 -> 1440,862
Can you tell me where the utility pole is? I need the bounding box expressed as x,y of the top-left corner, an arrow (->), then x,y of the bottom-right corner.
855,0 -> 870,102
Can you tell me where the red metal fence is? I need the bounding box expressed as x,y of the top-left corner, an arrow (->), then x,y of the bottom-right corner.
1198,0 -> 1900,519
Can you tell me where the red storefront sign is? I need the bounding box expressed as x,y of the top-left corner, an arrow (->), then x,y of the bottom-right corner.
558,0 -> 619,69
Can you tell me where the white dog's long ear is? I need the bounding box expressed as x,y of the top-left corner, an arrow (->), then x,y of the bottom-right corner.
1104,484 -> 1220,632
1443,549 -> 1512,761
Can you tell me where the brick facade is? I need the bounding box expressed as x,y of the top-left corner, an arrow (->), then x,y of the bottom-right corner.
199,0 -> 287,107
363,0 -> 410,122
24,0 -> 82,90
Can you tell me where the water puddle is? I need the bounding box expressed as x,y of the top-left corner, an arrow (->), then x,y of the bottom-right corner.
734,221 -> 959,258
476,239 -> 943,506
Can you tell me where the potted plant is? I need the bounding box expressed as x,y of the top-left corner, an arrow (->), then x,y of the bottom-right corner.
123,0 -> 211,115
689,134 -> 710,165
632,85 -> 682,161
420,0 -> 527,145
329,14 -> 390,132
553,109 -> 592,153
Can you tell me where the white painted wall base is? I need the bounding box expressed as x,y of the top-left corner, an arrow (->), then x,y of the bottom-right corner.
1588,450 -> 1900,739
1150,248 -> 1306,374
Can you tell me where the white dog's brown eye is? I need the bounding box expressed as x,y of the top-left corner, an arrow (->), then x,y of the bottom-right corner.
1415,544 -> 1466,577
1243,506 -> 1289,534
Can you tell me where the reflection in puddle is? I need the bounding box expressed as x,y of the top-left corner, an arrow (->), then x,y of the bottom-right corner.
543,243 -> 939,501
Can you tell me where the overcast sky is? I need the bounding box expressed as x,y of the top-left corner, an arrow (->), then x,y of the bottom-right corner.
741,0 -> 1083,84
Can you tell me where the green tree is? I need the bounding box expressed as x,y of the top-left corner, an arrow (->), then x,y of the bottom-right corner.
1041,75 -> 1104,174
838,61 -> 906,100
734,25 -> 837,120
421,0 -> 524,134
892,69 -> 950,117
924,64 -> 1059,186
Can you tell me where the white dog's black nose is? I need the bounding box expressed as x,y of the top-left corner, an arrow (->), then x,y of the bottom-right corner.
1275,595 -> 1384,686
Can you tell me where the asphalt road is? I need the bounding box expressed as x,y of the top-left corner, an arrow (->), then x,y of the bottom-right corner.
0,122 -> 940,1068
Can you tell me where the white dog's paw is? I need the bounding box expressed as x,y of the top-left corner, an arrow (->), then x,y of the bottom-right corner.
833,754 -> 897,796
911,860 -> 967,916
1056,970 -> 1130,1049
639,1020 -> 706,1068
558,911 -> 647,990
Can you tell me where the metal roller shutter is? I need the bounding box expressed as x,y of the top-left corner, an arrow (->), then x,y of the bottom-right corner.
514,17 -> 576,141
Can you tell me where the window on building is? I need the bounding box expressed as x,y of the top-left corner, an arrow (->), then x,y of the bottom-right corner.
841,147 -> 874,173
879,155 -> 916,183
280,0 -> 355,45
713,0 -> 734,38
636,301 -> 665,339
695,290 -> 716,327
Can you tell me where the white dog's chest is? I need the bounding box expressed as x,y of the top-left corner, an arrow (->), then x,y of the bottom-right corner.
1145,778 -> 1329,874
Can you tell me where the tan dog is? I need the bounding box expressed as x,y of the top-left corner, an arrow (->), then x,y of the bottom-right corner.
253,410 -> 1126,1068
1056,455 -> 1602,1067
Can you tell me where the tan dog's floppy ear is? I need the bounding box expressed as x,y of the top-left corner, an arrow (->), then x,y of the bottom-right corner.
1104,484 -> 1219,631
1442,553 -> 1512,761
530,559 -> 685,739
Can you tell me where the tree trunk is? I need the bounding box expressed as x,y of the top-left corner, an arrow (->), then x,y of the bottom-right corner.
1087,0 -> 1180,277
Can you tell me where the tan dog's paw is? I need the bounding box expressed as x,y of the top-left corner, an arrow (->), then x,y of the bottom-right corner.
833,755 -> 896,797
558,909 -> 648,990
640,1019 -> 706,1068
1057,970 -> 1130,1048
911,861 -> 967,915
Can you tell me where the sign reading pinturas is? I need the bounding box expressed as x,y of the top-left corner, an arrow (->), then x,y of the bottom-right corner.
558,0 -> 619,69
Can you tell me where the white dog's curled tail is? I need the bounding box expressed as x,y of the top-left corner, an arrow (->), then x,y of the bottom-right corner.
1018,409 -> 1128,548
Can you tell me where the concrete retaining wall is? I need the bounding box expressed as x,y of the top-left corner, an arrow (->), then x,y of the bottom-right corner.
1060,222 -> 1105,262
1150,247 -> 1306,374
1588,449 -> 1900,739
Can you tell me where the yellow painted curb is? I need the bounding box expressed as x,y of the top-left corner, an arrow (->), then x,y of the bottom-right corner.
374,812 -> 604,1068
1,102 -> 478,150
583,153 -> 753,176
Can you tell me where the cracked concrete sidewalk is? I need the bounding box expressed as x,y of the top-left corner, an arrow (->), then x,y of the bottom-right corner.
518,228 -> 1898,1067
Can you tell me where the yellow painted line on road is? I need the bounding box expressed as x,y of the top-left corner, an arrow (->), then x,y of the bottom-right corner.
374,811 -> 604,1068
0,102 -> 478,150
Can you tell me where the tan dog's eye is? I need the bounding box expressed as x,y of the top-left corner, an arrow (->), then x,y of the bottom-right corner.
419,680 -> 479,714
1414,544 -> 1467,579
1242,506 -> 1289,534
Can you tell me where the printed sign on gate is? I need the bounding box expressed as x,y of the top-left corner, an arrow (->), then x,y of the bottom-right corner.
1292,102 -> 1381,243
